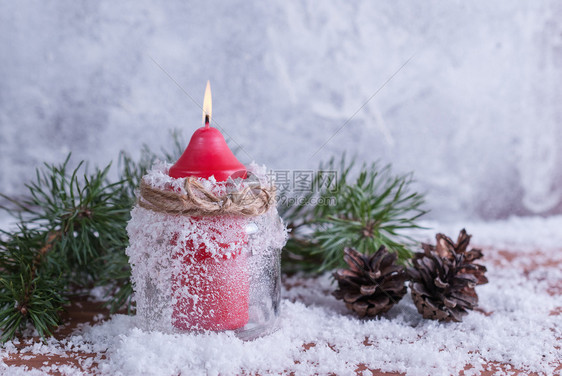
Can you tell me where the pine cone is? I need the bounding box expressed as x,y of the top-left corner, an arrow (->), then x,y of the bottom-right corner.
408,229 -> 488,322
333,246 -> 408,317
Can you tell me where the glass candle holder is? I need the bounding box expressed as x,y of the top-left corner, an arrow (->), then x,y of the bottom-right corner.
127,164 -> 287,339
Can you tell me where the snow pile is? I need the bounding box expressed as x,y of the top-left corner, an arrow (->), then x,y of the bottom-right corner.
126,162 -> 287,337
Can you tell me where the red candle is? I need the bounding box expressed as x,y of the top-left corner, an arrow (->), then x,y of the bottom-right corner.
169,82 -> 250,331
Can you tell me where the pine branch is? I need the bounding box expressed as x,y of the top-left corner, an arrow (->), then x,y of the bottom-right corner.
0,131 -> 187,340
280,157 -> 428,273
0,226 -> 67,341
0,158 -> 132,340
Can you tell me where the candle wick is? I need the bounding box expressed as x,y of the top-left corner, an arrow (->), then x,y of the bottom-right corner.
205,114 -> 210,128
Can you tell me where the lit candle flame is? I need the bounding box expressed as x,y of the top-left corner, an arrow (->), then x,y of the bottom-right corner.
203,81 -> 212,128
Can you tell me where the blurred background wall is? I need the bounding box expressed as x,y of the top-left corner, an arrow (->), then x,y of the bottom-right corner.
1,1 -> 561,220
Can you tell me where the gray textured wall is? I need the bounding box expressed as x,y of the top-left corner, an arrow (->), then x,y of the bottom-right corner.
1,1 -> 561,220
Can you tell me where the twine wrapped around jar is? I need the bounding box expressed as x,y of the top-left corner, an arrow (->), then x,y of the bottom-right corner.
137,176 -> 275,217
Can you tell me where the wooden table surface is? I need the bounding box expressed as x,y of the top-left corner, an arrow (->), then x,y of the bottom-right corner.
2,248 -> 561,376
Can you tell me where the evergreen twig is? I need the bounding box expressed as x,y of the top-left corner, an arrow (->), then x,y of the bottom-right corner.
280,157 -> 427,273
0,226 -> 67,342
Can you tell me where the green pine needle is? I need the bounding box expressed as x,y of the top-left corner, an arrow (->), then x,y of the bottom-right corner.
280,157 -> 427,273
0,226 -> 67,341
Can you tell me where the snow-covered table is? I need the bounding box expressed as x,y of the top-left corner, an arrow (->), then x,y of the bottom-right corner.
1,218 -> 561,375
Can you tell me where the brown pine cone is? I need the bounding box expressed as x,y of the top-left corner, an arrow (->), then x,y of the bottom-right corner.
408,229 -> 488,322
333,246 -> 408,317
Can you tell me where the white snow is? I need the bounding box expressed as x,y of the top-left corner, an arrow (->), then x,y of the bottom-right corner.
0,216 -> 560,376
